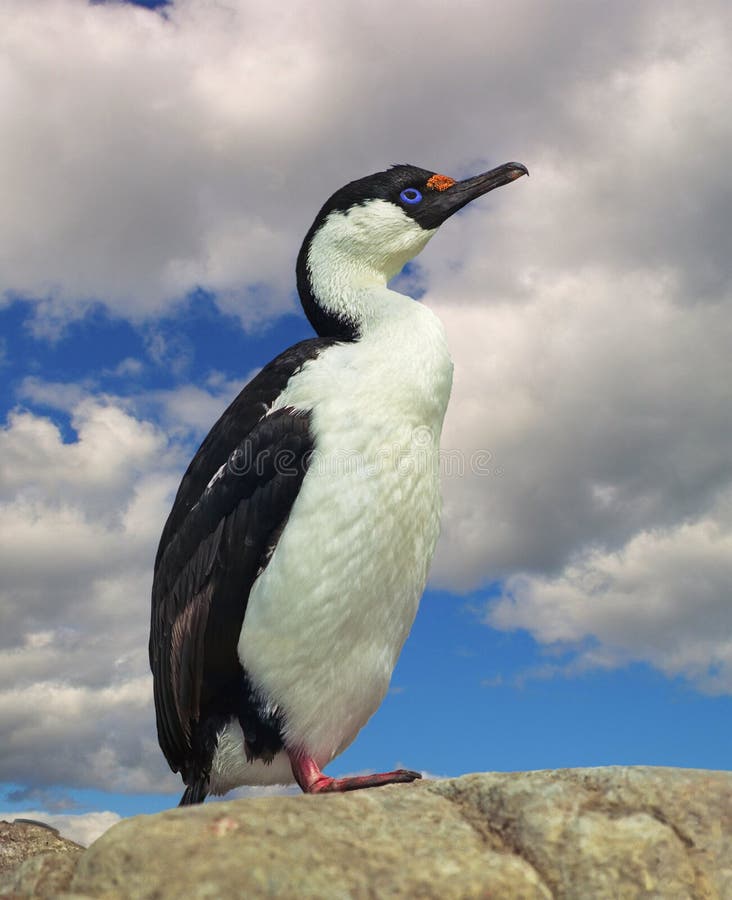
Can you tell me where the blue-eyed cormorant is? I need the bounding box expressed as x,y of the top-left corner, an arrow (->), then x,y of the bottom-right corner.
150,160 -> 528,803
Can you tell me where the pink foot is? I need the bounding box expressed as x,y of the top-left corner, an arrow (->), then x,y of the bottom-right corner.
289,752 -> 422,794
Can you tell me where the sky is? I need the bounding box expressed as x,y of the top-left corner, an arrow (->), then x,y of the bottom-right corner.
1,0 -> 730,846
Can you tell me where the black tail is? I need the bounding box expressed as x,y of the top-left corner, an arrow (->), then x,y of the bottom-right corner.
179,777 -> 209,806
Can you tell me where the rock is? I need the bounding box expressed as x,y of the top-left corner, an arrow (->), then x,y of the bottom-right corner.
0,820 -> 84,896
0,852 -> 84,898
2,767 -> 731,898
431,767 -> 732,899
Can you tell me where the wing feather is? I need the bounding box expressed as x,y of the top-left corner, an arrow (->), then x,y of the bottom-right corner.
150,401 -> 317,773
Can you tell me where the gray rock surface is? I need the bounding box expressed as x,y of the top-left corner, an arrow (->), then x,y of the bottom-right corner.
0,820 -> 83,877
1,767 -> 730,898
0,820 -> 84,896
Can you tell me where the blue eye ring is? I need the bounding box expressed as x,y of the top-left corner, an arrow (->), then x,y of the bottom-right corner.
400,187 -> 422,205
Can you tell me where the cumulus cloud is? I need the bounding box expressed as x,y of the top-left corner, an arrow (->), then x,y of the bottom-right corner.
0,394 -> 182,792
432,272 -> 732,584
488,487 -> 732,693
1,0 -> 297,328
18,371 -> 246,440
4,0 -> 726,330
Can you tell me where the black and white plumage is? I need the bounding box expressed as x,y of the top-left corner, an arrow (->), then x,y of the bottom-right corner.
150,160 -> 528,803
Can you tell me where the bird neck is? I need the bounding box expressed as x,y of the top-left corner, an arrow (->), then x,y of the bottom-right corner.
296,244 -> 387,342
296,211 -> 434,341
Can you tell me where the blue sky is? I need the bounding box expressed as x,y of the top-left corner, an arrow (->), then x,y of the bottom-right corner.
1,0 -> 731,845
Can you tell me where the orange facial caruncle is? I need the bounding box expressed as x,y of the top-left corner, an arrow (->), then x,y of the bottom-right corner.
426,173 -> 456,192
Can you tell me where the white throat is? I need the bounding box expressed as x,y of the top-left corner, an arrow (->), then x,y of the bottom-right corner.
305,199 -> 436,333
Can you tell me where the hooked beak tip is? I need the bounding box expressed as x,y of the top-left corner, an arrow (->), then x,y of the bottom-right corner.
506,162 -> 529,180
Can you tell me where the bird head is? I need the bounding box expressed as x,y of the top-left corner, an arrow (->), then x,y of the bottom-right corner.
297,161 -> 528,338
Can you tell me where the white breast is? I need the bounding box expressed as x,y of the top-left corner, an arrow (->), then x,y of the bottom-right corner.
210,294 -> 453,793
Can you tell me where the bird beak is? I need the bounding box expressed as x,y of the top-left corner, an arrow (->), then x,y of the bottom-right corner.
429,162 -> 528,227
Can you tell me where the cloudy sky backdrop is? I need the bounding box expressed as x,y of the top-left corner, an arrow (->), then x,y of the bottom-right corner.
1,0 -> 730,844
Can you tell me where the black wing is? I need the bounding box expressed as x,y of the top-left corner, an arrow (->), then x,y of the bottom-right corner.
155,338 -> 335,571
149,338 -> 334,777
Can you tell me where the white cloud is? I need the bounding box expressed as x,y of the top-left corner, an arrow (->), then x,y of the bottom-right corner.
488,487 -> 732,693
0,810 -> 120,847
431,268 -> 732,585
0,400 -> 164,503
103,357 -> 145,380
427,258 -> 732,688
0,0 -> 328,327
0,394 -> 182,792
5,0 -> 727,331
142,376 -> 249,437
17,372 -> 246,442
